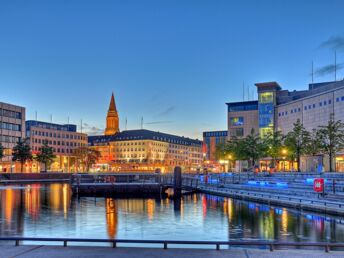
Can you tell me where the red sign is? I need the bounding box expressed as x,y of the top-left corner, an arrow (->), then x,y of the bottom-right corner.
314,178 -> 324,193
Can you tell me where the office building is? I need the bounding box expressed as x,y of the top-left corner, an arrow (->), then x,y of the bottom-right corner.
0,102 -> 26,172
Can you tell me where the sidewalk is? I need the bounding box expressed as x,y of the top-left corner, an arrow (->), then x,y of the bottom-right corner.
2,245 -> 344,258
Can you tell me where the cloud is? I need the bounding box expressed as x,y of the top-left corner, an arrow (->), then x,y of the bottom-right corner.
320,36 -> 344,51
144,120 -> 174,125
315,63 -> 344,76
157,106 -> 176,117
82,123 -> 104,135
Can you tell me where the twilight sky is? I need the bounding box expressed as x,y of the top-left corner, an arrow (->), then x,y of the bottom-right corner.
1,0 -> 344,139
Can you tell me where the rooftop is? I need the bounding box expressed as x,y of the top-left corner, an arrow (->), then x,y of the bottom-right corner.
26,120 -> 78,132
88,129 -> 202,146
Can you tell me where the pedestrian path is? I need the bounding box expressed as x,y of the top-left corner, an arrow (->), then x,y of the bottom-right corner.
1,245 -> 344,258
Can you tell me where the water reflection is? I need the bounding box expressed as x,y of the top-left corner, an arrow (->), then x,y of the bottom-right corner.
0,183 -> 344,242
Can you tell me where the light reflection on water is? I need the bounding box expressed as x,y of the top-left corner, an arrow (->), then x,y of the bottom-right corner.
0,183 -> 344,242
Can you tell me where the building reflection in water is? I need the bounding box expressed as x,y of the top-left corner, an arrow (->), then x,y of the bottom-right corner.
24,184 -> 41,220
1,185 -> 344,242
105,198 -> 118,239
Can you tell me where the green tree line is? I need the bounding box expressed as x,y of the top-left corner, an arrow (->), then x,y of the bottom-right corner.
216,116 -> 344,172
0,138 -> 100,172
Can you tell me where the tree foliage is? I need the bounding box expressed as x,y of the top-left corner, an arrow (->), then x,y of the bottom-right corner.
217,129 -> 267,170
284,119 -> 310,172
12,138 -> 32,172
73,146 -> 101,172
265,130 -> 284,167
35,140 -> 56,172
317,115 -> 344,172
215,117 -> 344,172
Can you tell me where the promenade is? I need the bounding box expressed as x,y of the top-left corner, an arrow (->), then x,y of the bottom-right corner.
2,245 -> 344,258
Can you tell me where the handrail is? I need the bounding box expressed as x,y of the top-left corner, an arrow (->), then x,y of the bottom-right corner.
0,237 -> 343,252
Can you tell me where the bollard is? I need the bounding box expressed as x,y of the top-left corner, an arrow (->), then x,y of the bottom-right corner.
112,241 -> 117,248
269,244 -> 274,252
164,242 -> 168,249
174,166 -> 182,198
325,245 -> 330,252
63,240 -> 67,247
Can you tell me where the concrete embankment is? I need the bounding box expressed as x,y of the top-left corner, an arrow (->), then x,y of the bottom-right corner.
199,185 -> 344,216
0,173 -> 72,184
1,245 -> 343,258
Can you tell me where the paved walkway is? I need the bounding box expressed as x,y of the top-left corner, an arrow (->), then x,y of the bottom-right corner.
1,246 -> 344,258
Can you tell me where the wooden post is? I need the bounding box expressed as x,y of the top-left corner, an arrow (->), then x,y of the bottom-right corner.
174,166 -> 182,198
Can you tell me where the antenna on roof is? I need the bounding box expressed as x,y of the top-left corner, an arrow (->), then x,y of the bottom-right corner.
125,117 -> 128,131
242,81 -> 245,101
335,50 -> 337,81
80,119 -> 83,133
67,116 -> 70,124
311,61 -> 314,86
141,117 -> 144,129
50,114 -> 53,123
35,111 -> 37,121
247,84 -> 250,101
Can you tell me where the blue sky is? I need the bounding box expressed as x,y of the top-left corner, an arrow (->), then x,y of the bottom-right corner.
1,0 -> 344,139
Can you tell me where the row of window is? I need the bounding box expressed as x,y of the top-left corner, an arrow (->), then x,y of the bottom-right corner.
0,122 -> 21,131
30,130 -> 86,140
0,109 -> 22,119
279,98 -> 338,117
0,135 -> 21,143
32,146 -> 77,154
33,138 -> 84,147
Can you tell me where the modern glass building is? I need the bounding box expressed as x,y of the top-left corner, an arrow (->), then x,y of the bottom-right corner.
226,79 -> 344,171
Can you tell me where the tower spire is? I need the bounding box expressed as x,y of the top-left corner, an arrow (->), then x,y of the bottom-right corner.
105,92 -> 120,135
109,92 -> 117,112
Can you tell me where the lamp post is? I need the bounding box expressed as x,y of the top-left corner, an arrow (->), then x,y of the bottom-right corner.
281,148 -> 288,172
227,154 -> 233,172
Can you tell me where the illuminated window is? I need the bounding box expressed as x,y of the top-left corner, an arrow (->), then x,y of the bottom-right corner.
259,92 -> 274,103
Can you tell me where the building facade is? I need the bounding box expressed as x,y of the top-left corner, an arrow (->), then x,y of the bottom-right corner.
88,93 -> 203,172
26,120 -> 88,172
203,131 -> 228,161
0,102 -> 26,172
89,129 -> 203,172
227,101 -> 259,138
226,80 -> 344,171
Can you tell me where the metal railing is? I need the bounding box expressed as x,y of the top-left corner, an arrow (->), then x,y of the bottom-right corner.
0,237 -> 343,252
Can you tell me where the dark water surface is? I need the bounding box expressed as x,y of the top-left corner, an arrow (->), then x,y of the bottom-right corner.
0,183 -> 344,242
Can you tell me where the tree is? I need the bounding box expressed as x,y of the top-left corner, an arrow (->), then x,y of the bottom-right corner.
304,129 -> 323,172
232,129 -> 267,169
306,129 -> 322,156
317,115 -> 344,172
35,140 -> 56,172
73,146 -> 101,172
283,119 -> 310,172
265,130 -> 284,168
12,138 -> 32,172
0,143 -> 3,160
241,129 -> 267,167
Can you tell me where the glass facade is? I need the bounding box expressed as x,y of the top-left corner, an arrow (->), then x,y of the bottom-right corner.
258,92 -> 275,137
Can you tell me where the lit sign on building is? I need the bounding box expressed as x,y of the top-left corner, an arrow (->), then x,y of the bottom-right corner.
230,117 -> 244,126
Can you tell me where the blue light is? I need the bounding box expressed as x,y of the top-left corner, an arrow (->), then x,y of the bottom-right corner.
275,208 -> 283,215
276,182 -> 288,188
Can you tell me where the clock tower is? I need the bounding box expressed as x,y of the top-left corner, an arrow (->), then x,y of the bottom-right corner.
105,93 -> 120,135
